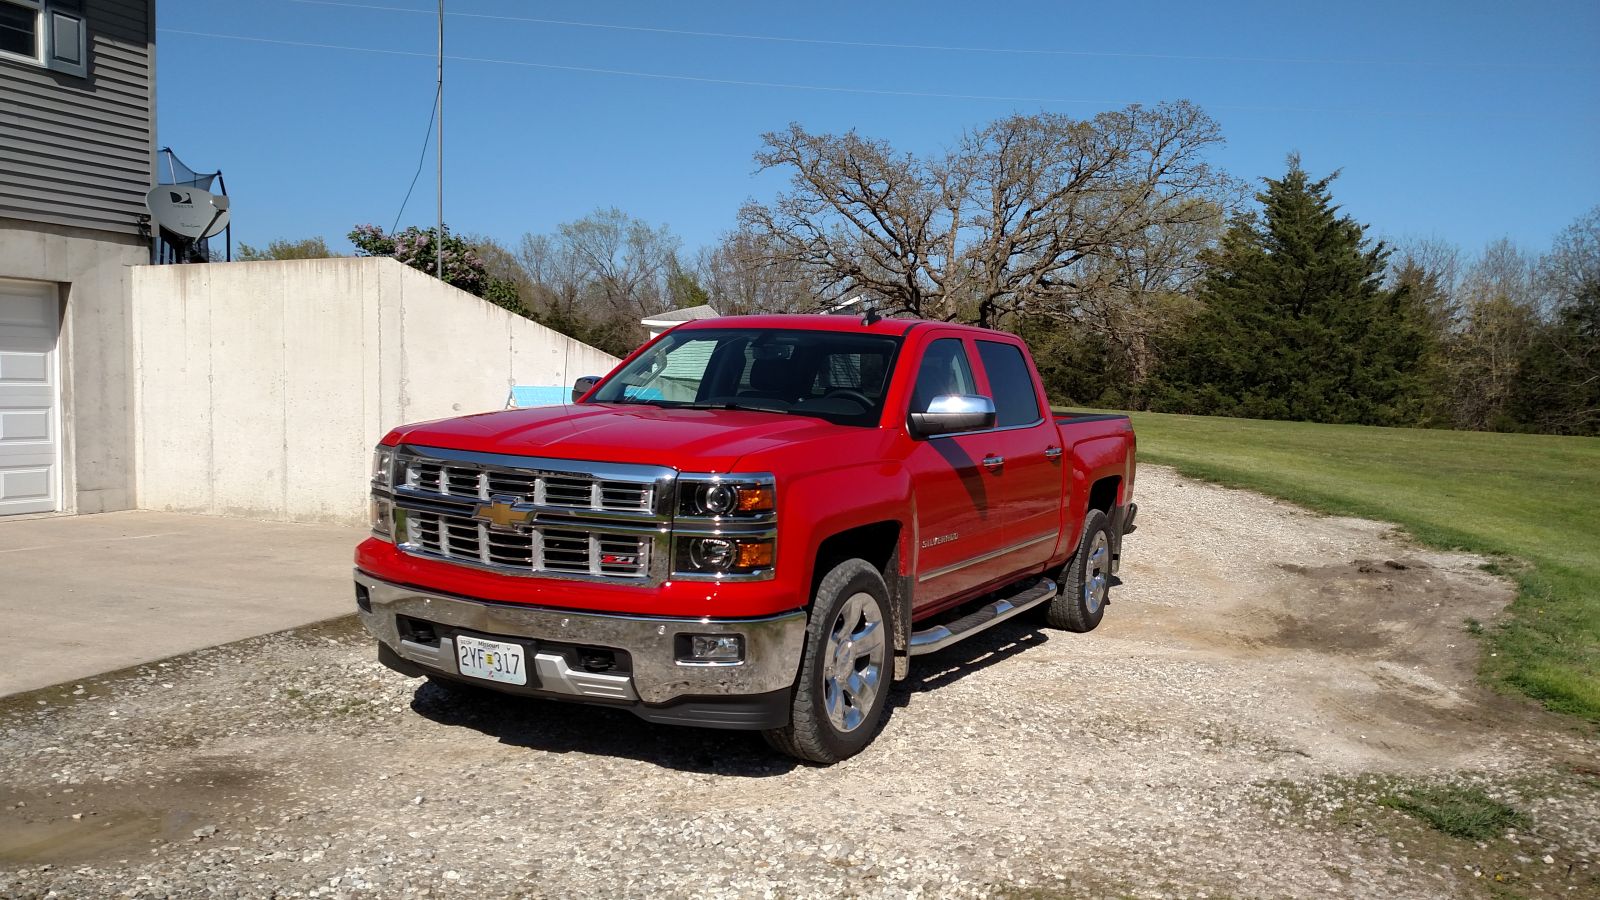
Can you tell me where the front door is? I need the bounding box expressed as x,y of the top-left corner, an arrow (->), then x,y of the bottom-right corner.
0,278 -> 61,516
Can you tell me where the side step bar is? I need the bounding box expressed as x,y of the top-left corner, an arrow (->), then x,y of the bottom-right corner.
907,577 -> 1057,657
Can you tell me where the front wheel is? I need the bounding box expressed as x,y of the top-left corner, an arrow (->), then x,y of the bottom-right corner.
1045,509 -> 1113,633
763,559 -> 892,764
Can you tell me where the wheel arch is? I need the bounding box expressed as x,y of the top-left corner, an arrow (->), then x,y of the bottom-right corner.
811,520 -> 912,682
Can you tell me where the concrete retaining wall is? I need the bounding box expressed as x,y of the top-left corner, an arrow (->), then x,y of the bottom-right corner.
132,257 -> 619,525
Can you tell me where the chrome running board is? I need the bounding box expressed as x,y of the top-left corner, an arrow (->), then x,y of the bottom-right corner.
907,577 -> 1057,657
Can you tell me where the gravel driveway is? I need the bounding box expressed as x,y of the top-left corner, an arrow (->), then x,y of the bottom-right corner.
2,467 -> 1596,899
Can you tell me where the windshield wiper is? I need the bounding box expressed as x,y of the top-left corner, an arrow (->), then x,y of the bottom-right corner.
680,401 -> 790,415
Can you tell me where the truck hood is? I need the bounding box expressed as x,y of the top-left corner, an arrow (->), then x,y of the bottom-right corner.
386,403 -> 857,472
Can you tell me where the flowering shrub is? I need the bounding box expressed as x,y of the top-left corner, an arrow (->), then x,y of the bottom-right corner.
348,223 -> 517,310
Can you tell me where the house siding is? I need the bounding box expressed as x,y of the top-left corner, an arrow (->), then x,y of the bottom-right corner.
0,0 -> 155,237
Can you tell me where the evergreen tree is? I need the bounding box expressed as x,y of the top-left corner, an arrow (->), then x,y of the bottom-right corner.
1151,156 -> 1427,424
1509,281 -> 1600,435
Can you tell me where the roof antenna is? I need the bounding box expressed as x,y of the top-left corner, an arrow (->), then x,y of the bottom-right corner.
860,298 -> 881,327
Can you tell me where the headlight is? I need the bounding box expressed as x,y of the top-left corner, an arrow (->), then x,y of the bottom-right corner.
678,475 -> 776,518
371,445 -> 394,487
371,445 -> 395,541
673,473 -> 776,580
369,495 -> 393,539
675,536 -> 775,576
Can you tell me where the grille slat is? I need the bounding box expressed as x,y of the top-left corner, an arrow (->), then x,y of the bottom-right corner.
402,511 -> 649,577
394,451 -> 660,580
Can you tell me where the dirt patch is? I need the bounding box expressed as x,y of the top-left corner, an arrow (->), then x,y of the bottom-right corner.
0,761 -> 263,866
0,466 -> 1596,899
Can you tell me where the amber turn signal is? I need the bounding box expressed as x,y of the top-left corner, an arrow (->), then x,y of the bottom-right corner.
735,486 -> 775,513
735,540 -> 774,569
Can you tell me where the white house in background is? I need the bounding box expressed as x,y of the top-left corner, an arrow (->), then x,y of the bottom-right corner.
641,304 -> 720,339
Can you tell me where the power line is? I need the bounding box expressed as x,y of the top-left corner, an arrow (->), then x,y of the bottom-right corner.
156,29 -> 1125,106
286,0 -> 1597,72
156,28 -> 1588,122
391,81 -> 438,232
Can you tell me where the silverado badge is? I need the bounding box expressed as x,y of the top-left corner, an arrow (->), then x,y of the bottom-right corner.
473,497 -> 534,531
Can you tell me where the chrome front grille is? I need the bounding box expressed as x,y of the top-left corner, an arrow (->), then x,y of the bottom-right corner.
408,461 -> 654,513
390,446 -> 674,582
404,511 -> 652,578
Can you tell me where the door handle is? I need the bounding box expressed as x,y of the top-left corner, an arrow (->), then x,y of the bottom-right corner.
1044,446 -> 1063,461
982,455 -> 1005,470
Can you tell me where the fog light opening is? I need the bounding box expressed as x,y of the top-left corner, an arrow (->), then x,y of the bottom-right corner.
678,634 -> 745,665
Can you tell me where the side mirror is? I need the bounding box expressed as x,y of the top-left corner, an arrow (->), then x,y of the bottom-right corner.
909,394 -> 996,438
571,376 -> 601,403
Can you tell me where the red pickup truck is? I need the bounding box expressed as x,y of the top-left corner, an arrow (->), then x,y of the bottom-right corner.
356,314 -> 1136,762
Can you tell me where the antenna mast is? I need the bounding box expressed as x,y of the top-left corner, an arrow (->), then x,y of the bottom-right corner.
435,0 -> 444,280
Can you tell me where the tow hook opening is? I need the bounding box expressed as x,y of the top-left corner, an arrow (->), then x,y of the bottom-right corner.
578,648 -> 617,673
397,616 -> 439,647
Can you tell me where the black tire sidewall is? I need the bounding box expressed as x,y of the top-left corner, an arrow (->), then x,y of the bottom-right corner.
1069,511 -> 1111,628
797,560 -> 894,761
1046,509 -> 1111,632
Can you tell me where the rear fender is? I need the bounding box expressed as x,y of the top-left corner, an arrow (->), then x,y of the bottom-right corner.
1056,433 -> 1133,566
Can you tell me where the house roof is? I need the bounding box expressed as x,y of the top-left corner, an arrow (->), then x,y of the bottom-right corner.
640,304 -> 720,326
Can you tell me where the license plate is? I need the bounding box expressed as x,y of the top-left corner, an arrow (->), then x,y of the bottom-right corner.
455,634 -> 527,686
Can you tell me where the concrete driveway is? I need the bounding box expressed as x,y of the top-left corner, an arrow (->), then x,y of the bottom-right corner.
0,511 -> 364,696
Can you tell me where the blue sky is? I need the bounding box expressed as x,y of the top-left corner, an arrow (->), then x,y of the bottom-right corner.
157,0 -> 1600,261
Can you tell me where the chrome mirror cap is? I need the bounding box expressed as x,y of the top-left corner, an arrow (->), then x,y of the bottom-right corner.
909,393 -> 996,437
571,375 -> 602,403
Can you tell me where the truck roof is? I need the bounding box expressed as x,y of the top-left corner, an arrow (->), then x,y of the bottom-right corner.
672,314 -> 1010,340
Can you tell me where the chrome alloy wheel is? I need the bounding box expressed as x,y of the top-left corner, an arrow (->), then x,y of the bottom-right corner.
1082,530 -> 1110,615
823,591 -> 887,733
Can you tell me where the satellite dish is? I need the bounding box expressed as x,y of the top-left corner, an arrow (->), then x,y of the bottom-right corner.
145,187 -> 231,240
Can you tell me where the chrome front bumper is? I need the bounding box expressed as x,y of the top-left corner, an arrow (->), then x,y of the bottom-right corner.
353,570 -> 807,707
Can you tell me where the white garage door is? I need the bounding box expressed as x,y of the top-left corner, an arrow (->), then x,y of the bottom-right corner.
0,278 -> 61,516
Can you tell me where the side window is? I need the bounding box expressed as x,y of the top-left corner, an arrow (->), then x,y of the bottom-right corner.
977,340 -> 1041,428
910,338 -> 977,413
0,0 -> 87,76
0,1 -> 39,60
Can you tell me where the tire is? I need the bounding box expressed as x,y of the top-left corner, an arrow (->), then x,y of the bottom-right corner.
1045,509 -> 1113,633
763,559 -> 893,764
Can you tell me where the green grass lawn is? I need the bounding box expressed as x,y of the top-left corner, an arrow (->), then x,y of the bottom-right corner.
1119,411 -> 1600,724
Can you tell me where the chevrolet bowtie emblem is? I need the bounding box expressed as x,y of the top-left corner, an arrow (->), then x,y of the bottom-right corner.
473,498 -> 534,531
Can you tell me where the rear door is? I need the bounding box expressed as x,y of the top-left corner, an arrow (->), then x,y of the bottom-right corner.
973,338 -> 1061,572
903,335 -> 1012,605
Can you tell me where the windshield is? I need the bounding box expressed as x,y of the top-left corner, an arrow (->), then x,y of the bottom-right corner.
589,328 -> 902,426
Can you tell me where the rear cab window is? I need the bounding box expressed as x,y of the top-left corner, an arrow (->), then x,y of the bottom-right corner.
976,340 -> 1042,428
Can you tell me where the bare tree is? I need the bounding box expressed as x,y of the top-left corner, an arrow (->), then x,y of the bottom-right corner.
740,101 -> 1236,329
1539,204 -> 1600,308
694,228 -> 818,315
1438,238 -> 1542,429
1387,235 -> 1464,335
556,208 -> 680,318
